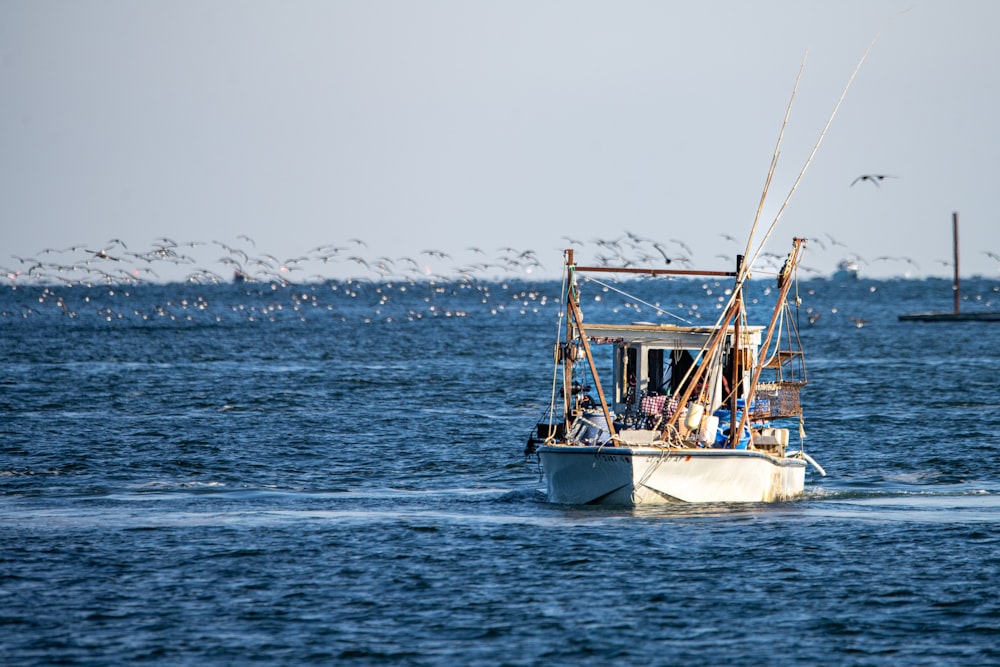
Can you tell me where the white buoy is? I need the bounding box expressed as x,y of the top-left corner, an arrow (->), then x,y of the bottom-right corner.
685,402 -> 705,430
698,415 -> 719,445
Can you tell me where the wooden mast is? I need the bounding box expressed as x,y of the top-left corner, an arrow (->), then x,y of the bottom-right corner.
562,251 -> 575,427
734,238 -> 806,442
729,254 -> 744,448
953,212 -> 960,314
563,250 -> 617,441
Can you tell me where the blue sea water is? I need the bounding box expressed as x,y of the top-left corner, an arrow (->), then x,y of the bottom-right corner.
2,275 -> 999,665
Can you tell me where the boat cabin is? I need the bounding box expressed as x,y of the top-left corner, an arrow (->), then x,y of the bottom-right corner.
555,317 -> 805,452
582,322 -> 763,418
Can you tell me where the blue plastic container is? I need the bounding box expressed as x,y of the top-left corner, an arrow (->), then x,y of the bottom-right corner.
712,408 -> 750,449
574,411 -> 616,446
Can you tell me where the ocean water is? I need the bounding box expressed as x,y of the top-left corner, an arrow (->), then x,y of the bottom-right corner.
2,275 -> 999,665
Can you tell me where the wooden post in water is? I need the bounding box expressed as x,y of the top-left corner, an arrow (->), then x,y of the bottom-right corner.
952,212 -> 960,314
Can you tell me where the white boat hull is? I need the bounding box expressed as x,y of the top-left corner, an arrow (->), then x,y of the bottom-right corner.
539,445 -> 806,504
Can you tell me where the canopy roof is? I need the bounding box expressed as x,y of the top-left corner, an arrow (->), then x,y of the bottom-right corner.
583,322 -> 763,350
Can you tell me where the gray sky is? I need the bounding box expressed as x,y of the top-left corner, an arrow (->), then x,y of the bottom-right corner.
3,1 -> 999,282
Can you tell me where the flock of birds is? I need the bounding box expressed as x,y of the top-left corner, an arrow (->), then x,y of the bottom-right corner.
6,172 -> 1000,287
0,232 -> 738,323
2,235 -> 560,287
7,174 -> 998,288
2,173 -> 998,323
2,227 -> 946,290
0,232 -> 735,286
1,226 -> 996,325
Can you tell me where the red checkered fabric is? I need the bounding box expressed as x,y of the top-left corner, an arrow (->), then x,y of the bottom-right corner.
640,394 -> 667,415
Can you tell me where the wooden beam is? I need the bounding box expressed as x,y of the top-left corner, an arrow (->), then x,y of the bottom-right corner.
572,265 -> 737,278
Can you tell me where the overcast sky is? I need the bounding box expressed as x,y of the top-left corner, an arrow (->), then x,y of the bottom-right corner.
2,1 -> 999,281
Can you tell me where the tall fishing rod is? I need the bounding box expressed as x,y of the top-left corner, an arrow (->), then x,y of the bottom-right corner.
747,29 -> 884,272
742,52 -> 807,265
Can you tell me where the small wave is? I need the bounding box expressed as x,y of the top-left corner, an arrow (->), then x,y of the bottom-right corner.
793,487 -> 1000,525
0,468 -> 62,477
800,484 -> 997,502
132,480 -> 228,489
494,487 -> 548,504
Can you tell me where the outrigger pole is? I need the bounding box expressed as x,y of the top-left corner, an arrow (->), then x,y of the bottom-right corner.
564,250 -> 616,440
658,281 -> 742,441
729,254 -> 744,448
733,237 -> 807,443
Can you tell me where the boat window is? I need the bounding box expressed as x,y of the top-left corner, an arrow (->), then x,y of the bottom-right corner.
613,344 -> 638,408
647,349 -> 667,394
625,346 -> 637,405
671,349 -> 696,396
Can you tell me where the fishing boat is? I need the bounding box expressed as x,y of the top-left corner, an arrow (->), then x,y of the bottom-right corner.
526,240 -> 825,504
519,36 -> 904,503
832,257 -> 860,281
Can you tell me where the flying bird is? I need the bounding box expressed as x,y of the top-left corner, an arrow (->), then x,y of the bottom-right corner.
670,238 -> 693,256
851,174 -> 897,187
87,249 -> 120,261
824,233 -> 847,248
651,242 -> 673,265
421,249 -> 451,260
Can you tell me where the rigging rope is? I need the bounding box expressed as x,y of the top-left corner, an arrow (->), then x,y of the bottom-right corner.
546,260 -> 571,440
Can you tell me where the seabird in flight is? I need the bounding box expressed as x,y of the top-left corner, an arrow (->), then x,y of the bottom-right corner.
850,174 -> 896,187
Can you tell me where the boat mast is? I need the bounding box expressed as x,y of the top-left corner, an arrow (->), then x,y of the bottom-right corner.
729,254 -> 744,447
734,237 -> 807,440
563,250 -> 616,440
561,253 -> 574,424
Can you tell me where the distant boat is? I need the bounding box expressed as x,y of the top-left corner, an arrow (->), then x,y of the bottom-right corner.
525,240 -> 824,505
832,257 -> 860,281
899,212 -> 1000,322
